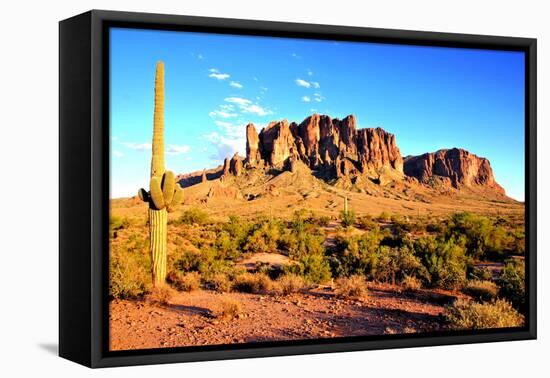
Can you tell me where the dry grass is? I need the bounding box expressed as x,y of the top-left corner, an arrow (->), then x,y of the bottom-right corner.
402,275 -> 422,292
146,285 -> 175,305
274,274 -> 305,295
444,298 -> 524,329
233,273 -> 273,294
335,275 -> 369,299
216,299 -> 244,320
208,273 -> 233,293
463,280 -> 498,302
167,271 -> 201,292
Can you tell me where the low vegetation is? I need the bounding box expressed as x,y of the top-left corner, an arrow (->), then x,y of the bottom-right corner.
444,299 -> 524,329
335,275 -> 369,299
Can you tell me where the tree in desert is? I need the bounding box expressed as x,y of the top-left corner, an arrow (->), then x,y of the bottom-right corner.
138,61 -> 183,286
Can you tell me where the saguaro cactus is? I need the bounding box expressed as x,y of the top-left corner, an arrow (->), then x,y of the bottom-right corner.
344,196 -> 349,215
138,61 -> 183,286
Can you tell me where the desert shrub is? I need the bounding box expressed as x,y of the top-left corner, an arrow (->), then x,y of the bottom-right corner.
233,273 -> 272,294
377,211 -> 391,223
283,231 -> 325,260
110,215 -> 130,237
445,212 -> 515,260
274,274 -> 306,295
223,215 -> 251,248
340,209 -> 356,228
414,236 -> 468,290
173,250 -> 203,272
463,280 -> 498,302
207,273 -> 232,293
402,275 -> 422,291
444,299 -> 524,329
335,275 -> 368,299
286,253 -> 332,284
167,271 -> 201,292
317,215 -> 331,227
179,207 -> 209,225
147,285 -> 175,305
497,259 -> 525,310
357,214 -> 376,231
243,219 -> 282,254
330,226 -> 384,277
468,266 -> 493,281
216,299 -> 244,320
213,231 -> 241,260
373,244 -> 427,284
109,247 -> 150,299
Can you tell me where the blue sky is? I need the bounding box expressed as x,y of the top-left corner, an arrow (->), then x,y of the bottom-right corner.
110,28 -> 525,200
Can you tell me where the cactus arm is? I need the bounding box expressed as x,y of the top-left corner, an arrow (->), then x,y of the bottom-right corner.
162,170 -> 175,204
138,188 -> 149,202
167,186 -> 184,212
149,176 -> 166,210
150,61 -> 165,178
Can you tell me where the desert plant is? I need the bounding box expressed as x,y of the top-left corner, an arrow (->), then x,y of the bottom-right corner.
402,275 -> 422,292
109,249 -> 151,299
444,298 -> 524,329
137,62 -> 184,287
179,207 -> 209,225
357,214 -> 376,230
207,273 -> 233,292
147,284 -> 175,305
167,271 -> 201,292
216,299 -> 244,320
335,275 -> 368,299
275,274 -> 306,295
497,259 -> 525,310
463,280 -> 498,302
233,273 -> 272,294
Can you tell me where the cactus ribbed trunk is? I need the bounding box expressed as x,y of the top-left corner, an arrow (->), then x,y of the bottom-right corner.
149,207 -> 167,286
344,196 -> 349,215
151,62 -> 165,179
150,61 -> 167,286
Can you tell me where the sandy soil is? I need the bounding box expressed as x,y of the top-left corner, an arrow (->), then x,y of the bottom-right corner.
109,284 -> 459,351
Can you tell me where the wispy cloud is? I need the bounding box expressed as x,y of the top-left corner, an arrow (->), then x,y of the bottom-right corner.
291,52 -> 301,59
230,81 -> 243,89
313,93 -> 325,102
295,79 -> 311,88
302,96 -> 311,102
209,109 -> 238,118
224,97 -> 273,116
307,69 -> 313,76
123,142 -> 151,151
208,68 -> 230,80
112,150 -> 124,157
166,144 -> 191,155
312,82 -> 320,89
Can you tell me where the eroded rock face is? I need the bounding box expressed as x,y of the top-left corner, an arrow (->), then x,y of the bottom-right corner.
229,153 -> 243,176
245,123 -> 261,166
403,148 -> 504,194
244,114 -> 403,177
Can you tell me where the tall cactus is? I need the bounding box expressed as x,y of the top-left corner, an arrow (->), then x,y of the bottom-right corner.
344,196 -> 349,215
138,61 -> 183,287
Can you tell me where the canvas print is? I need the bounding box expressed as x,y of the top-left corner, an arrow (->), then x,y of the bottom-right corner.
109,28 -> 526,351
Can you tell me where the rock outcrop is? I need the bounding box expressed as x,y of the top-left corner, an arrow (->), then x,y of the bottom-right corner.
244,114 -> 403,180
403,148 -> 504,194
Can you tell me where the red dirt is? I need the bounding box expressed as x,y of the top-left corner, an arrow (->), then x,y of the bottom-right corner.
109,284 -> 457,351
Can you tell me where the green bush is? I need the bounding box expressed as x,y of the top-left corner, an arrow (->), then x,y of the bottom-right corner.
497,259 -> 525,310
357,215 -> 376,230
243,219 -> 282,254
444,299 -> 524,329
317,215 -> 331,227
414,236 -> 469,290
179,207 -> 210,225
463,280 -> 498,302
340,209 -> 356,228
402,275 -> 422,291
330,226 -> 384,277
468,266 -> 493,281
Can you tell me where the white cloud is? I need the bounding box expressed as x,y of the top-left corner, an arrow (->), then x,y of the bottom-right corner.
313,93 -> 325,102
307,69 -> 313,76
225,97 -> 252,106
112,150 -> 124,157
243,104 -> 272,116
205,131 -> 246,162
208,68 -> 230,80
295,79 -> 311,88
214,120 -> 234,128
312,82 -> 320,89
166,144 -> 191,155
291,52 -> 301,59
209,68 -> 219,73
123,142 -> 151,151
209,108 -> 238,118
302,96 -> 311,102
229,81 -> 243,89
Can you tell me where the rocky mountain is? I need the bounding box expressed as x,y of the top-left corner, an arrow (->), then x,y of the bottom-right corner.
403,148 -> 504,194
245,114 -> 403,181
179,114 -> 506,198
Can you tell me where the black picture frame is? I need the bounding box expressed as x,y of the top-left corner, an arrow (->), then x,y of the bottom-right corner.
59,9 -> 537,368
